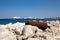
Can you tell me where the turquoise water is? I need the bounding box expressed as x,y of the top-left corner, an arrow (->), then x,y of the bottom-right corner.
0,18 -> 57,24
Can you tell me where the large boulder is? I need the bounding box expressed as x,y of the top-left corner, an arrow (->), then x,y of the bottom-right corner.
22,25 -> 35,38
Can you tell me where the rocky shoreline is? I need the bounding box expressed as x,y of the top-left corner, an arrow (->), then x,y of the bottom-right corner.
0,20 -> 60,40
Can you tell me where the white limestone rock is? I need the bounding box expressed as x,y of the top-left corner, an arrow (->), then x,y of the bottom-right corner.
36,30 -> 51,40
23,25 -> 35,38
5,22 -> 25,35
50,21 -> 59,27
27,38 -> 40,40
0,22 -> 60,40
51,35 -> 60,40
56,20 -> 60,24
0,27 -> 16,40
16,35 -> 23,40
13,25 -> 25,35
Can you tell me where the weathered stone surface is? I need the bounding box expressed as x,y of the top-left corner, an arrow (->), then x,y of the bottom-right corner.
16,35 -> 23,40
36,30 -> 51,40
49,21 -> 59,27
0,27 -> 16,40
5,22 -> 25,35
51,35 -> 60,40
23,25 -> 35,38
0,21 -> 60,40
27,38 -> 40,40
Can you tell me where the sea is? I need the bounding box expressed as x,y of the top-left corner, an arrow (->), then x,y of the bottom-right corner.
0,18 -> 58,25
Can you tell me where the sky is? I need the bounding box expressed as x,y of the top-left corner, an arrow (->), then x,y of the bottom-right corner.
0,0 -> 60,18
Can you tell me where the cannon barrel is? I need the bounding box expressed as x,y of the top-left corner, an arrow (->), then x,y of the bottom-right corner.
25,20 -> 50,30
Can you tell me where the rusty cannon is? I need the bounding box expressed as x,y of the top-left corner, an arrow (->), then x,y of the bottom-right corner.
25,20 -> 50,30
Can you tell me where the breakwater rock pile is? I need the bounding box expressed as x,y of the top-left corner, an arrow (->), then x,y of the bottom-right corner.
0,20 -> 60,40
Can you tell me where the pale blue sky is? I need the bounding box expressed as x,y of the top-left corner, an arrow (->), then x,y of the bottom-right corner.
0,0 -> 60,18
